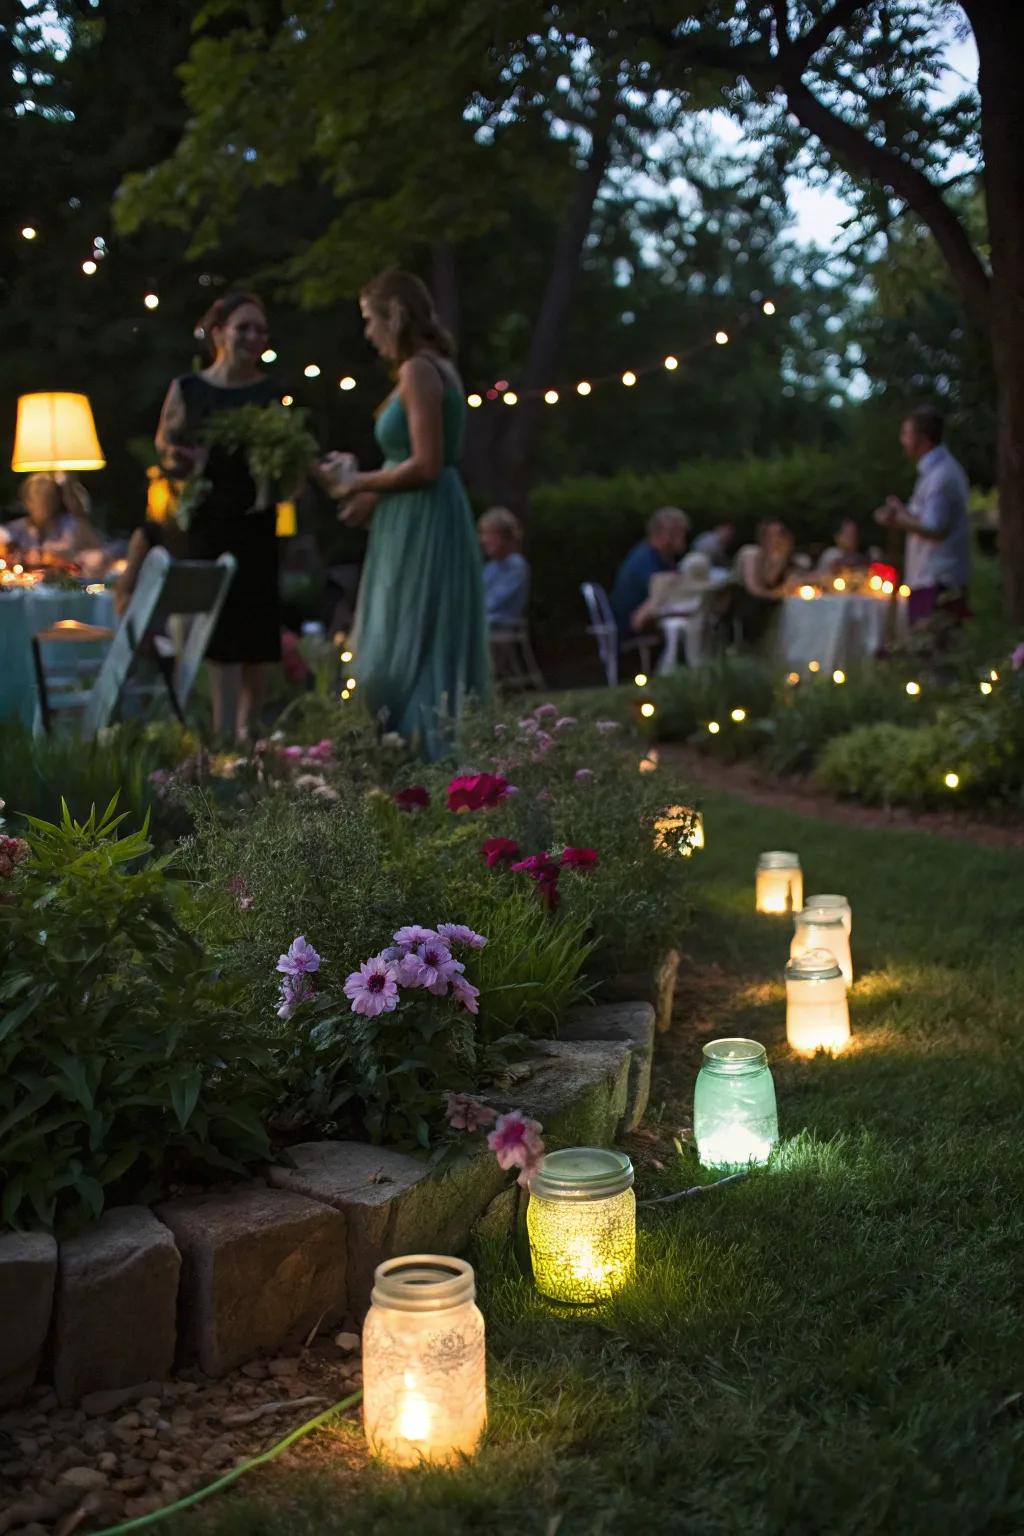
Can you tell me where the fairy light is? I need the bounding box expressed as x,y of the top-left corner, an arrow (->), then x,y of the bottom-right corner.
261,348 -> 278,364
707,721 -> 721,735
730,708 -> 747,723
634,673 -> 648,688
833,670 -> 846,685
763,300 -> 776,315
989,669 -> 999,682
144,292 -> 160,310
281,395 -> 294,407
341,688 -> 351,700
808,660 -> 821,674
340,650 -> 354,664
799,584 -> 815,601
944,772 -> 960,790
346,677 -> 357,690
786,672 -> 800,686
664,355 -> 679,371
503,391 -> 518,406
715,331 -> 729,345
304,364 -> 321,379
621,371 -> 637,387
576,381 -> 592,396
833,577 -> 846,592
869,575 -> 883,592
980,680 -> 993,695
906,680 -> 921,697
544,389 -> 559,405
899,584 -> 911,598
882,580 -> 894,595
82,259 -> 97,275
21,226 -> 37,240
640,702 -> 656,719
467,394 -> 482,408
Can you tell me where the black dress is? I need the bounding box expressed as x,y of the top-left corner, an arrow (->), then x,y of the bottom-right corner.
177,373 -> 283,665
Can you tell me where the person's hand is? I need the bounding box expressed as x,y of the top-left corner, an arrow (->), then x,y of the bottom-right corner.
873,501 -> 895,527
319,451 -> 359,499
339,491 -> 376,528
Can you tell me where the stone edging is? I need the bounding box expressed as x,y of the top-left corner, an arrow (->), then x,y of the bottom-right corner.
0,1000 -> 655,1409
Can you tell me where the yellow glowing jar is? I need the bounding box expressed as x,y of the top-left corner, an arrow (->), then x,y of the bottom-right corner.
756,851 -> 803,915
654,805 -> 704,857
362,1255 -> 486,1467
694,1039 -> 779,1170
527,1148 -> 635,1305
791,906 -> 853,986
804,892 -> 852,939
785,949 -> 851,1056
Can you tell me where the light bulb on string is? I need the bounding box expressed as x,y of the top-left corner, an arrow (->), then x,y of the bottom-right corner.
762,300 -> 776,316
304,364 -> 321,379
621,370 -> 637,387
82,259 -> 97,275
21,226 -> 37,241
467,393 -> 482,408
707,721 -> 721,735
715,330 -> 729,346
576,381 -> 592,396
144,292 -> 160,310
281,394 -> 294,407
261,349 -> 278,364
339,376 -> 356,391
544,389 -> 559,405
664,355 -> 679,371
495,380 -> 509,392
340,650 -> 354,664
502,391 -> 518,406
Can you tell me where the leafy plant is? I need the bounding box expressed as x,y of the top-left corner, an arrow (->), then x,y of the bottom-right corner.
204,403 -> 318,499
814,721 -> 959,807
0,798 -> 272,1233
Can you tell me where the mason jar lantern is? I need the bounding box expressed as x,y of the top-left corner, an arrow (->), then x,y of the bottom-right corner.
362,1255 -> 486,1466
792,906 -> 853,986
804,893 -> 852,938
694,1038 -> 779,1169
785,949 -> 851,1056
756,851 -> 803,914
527,1147 -> 636,1304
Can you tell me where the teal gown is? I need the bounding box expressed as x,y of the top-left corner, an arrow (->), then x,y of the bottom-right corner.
351,377 -> 490,759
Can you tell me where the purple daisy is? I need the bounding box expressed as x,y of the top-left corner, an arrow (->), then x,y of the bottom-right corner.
450,973 -> 481,1015
344,955 -> 400,1017
437,923 -> 488,950
393,924 -> 440,950
277,935 -> 322,978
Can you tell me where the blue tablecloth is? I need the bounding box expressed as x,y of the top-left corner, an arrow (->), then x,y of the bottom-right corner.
0,585 -> 116,726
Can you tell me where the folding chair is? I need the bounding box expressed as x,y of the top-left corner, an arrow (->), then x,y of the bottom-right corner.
580,582 -> 653,689
489,620 -> 546,692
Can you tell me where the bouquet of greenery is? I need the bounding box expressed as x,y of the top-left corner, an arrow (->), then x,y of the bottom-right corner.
176,403 -> 319,529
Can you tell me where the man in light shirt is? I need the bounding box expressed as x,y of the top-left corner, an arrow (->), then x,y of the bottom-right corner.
874,405 -> 971,630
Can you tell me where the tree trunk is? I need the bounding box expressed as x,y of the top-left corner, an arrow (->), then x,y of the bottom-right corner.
430,240 -> 460,346
966,0 -> 1024,623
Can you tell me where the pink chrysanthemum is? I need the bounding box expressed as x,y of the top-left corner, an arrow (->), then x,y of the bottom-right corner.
344,955 -> 400,1017
487,1110 -> 545,1187
437,923 -> 488,950
277,935 -> 322,977
450,973 -> 481,1015
393,925 -> 440,950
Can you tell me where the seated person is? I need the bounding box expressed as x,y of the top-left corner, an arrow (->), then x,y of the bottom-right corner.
818,517 -> 869,578
691,521 -> 736,567
5,473 -> 101,559
478,506 -> 529,628
609,506 -> 689,635
733,520 -> 794,644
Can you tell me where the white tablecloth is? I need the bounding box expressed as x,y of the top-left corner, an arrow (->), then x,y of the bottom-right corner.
0,585 -> 115,726
775,594 -> 907,673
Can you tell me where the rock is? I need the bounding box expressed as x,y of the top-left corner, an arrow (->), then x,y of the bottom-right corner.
601,948 -> 680,1034
240,1361 -> 268,1379
113,1475 -> 148,1495
561,1000 -> 656,1132
490,1039 -> 632,1147
98,1452 -> 119,1472
333,1332 -> 360,1354
137,1396 -> 162,1413
267,1358 -> 300,1378
59,1466 -> 108,1492
471,1185 -> 520,1252
155,1187 -> 347,1377
112,1411 -> 142,1431
0,1233 -> 57,1407
17,1436 -> 41,1459
81,1381 -> 163,1419
54,1208 -> 180,1408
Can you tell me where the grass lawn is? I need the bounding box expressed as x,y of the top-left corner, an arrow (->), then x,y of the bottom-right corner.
177,790 -> 1024,1536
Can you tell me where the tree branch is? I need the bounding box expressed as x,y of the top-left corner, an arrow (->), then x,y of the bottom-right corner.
785,0 -> 871,69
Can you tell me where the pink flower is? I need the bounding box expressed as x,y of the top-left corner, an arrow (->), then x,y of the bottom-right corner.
303,739 -> 335,764
450,974 -> 481,1014
1012,642 -> 1024,671
393,924 -> 440,949
447,773 -> 512,812
561,847 -> 598,870
277,972 -> 315,1020
554,716 -> 577,732
532,731 -> 555,759
437,923 -> 488,950
445,1093 -> 497,1132
574,768 -> 594,783
493,723 -> 507,738
488,1110 -> 545,1187
402,940 -> 462,995
595,720 -> 620,735
512,852 -> 561,911
227,874 -> 253,912
393,786 -> 430,811
482,837 -> 520,868
344,954 -> 400,1017
282,745 -> 304,761
277,935 -> 322,977
533,703 -> 559,720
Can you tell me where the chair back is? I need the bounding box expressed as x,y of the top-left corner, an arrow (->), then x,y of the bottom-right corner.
580,581 -> 619,687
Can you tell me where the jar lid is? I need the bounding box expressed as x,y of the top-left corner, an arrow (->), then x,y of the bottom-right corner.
701,1037 -> 768,1072
758,850 -> 800,868
794,907 -> 844,927
805,893 -> 849,910
530,1146 -> 634,1201
371,1254 -> 476,1312
786,948 -> 843,981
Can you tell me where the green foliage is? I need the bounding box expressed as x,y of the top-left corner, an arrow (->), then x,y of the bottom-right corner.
203,403 -> 319,495
765,669 -> 928,777
815,721 -> 959,807
0,798 -> 271,1233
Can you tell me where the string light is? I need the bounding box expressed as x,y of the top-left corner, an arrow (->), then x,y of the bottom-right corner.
799,584 -> 815,601
808,661 -> 821,673
905,680 -> 921,696
730,707 -> 747,722
979,680 -> 993,695
715,330 -> 729,345
989,669 -> 999,682
882,580 -> 894,595
341,688 -> 351,700
576,381 -> 592,396
664,355 -> 679,371
21,226 -> 37,240
869,575 -> 883,592
303,364 -> 320,379
340,650 -> 354,663
143,293 -> 159,310
503,390 -> 518,406
707,721 -> 721,735
81,259 -> 97,275
833,577 -> 846,592
281,394 -> 294,407
346,677 -> 357,690
640,702 -> 656,719
833,669 -> 846,685
786,672 -> 800,686
339,376 -> 356,391
634,673 -> 648,688
944,771 -> 960,790
621,370 -> 637,387
544,389 -> 559,405
763,300 -> 776,315
467,393 -> 482,408
261,348 -> 278,363
899,584 -> 911,598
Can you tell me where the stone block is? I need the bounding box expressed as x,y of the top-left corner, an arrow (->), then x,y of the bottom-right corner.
269,1142 -> 509,1315
490,1038 -> 631,1148
155,1186 -> 346,1376
601,948 -> 680,1033
0,1233 -> 57,1406
471,1186 -> 520,1253
53,1207 -> 179,1408
562,1000 -> 656,1132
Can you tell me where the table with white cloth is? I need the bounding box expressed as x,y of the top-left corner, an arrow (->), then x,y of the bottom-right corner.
0,584 -> 116,726
774,592 -> 907,673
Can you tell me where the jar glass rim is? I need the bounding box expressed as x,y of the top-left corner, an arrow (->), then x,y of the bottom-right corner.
757,851 -> 800,868
701,1037 -> 768,1072
530,1146 -> 634,1201
372,1254 -> 476,1311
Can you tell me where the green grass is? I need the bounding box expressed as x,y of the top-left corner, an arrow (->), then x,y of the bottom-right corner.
174,791 -> 1024,1536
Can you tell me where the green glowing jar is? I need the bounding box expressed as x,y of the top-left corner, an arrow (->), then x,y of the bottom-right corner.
694,1038 -> 778,1170
527,1148 -> 635,1304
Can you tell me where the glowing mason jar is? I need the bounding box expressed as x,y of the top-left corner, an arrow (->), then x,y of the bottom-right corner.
362,1255 -> 486,1466
785,948 -> 851,1056
654,805 -> 704,856
791,906 -> 853,986
527,1147 -> 635,1304
694,1038 -> 779,1169
756,851 -> 803,914
804,892 -> 852,938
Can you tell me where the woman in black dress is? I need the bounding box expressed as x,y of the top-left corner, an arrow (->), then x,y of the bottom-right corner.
155,292 -> 283,742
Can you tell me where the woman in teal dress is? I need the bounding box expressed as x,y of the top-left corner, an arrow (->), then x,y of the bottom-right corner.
322,271 -> 489,759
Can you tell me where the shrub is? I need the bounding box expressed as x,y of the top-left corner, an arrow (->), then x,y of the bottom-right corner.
766,668 -> 930,777
815,722 -> 960,807
0,799 -> 271,1233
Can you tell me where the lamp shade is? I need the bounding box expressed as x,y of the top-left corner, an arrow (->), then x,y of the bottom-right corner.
12,392 -> 106,472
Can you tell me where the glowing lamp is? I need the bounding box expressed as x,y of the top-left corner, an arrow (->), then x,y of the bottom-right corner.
82,259 -> 97,276
708,720 -> 721,735
144,293 -> 160,310
12,393 -> 105,472
340,649 -> 354,664
799,584 -> 815,601
281,395 -> 294,407
832,669 -> 846,685
869,575 -> 883,592
833,577 -> 846,592
990,669 -> 999,682
262,348 -> 278,364
756,851 -> 802,915
467,394 -> 483,409
527,1148 -> 635,1304
694,1039 -> 778,1170
622,371 -> 637,387
905,681 -> 921,697
275,500 -> 297,538
634,672 -> 648,688
980,680 -> 993,696
304,364 -> 321,379
339,375 -> 357,391
808,660 -> 820,674
21,226 -> 37,240
362,1255 -> 486,1466
640,701 -> 655,719
715,330 -> 729,345
785,950 -> 850,1056
882,580 -> 894,595
791,905 -> 852,986
786,672 -> 800,686
763,300 -> 776,315
576,381 -> 592,396
731,707 -> 747,722
804,893 -> 852,938
654,804 -> 704,857
944,771 -> 960,790
664,355 -> 679,371
503,391 -> 518,406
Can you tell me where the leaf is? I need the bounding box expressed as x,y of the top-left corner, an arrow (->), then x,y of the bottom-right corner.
55,1055 -> 95,1112
170,1068 -> 204,1131
0,989 -> 46,1044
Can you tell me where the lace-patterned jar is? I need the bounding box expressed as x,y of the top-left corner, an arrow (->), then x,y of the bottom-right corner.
527,1148 -> 636,1304
362,1255 -> 486,1466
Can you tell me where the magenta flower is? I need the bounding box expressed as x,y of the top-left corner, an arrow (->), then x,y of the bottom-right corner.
554,716 -> 577,732
344,955 -> 400,1017
0,835 -> 30,880
410,940 -> 463,995
393,924 -> 440,950
561,846 -> 598,870
282,745 -> 304,761
450,973 -> 481,1014
445,1093 -> 497,1132
447,773 -> 512,812
1012,642 -> 1024,671
393,785 -> 430,811
533,703 -> 558,720
482,837 -> 520,868
488,1110 -> 545,1187
511,852 -> 557,876
277,935 -> 322,978
277,972 -> 315,1020
437,923 -> 488,949
595,720 -> 620,735
303,739 -> 335,764
574,768 -> 594,783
